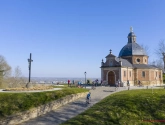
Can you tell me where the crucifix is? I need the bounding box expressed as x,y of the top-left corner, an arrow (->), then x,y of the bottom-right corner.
28,53 -> 33,83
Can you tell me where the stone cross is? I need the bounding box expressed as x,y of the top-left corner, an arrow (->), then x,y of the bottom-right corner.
28,53 -> 33,83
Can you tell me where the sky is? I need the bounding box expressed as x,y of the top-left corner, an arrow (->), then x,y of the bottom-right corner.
0,0 -> 165,78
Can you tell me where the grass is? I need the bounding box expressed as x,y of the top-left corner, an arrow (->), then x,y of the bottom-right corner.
52,84 -> 68,88
61,89 -> 165,125
0,87 -> 88,119
53,84 -> 81,88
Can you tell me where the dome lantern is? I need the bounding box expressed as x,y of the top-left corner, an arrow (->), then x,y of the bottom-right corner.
128,26 -> 136,43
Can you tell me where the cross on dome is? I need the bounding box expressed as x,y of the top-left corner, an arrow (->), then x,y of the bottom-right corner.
130,26 -> 133,32
110,49 -> 112,54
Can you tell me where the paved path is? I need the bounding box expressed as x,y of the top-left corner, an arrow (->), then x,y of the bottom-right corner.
19,86 -> 162,125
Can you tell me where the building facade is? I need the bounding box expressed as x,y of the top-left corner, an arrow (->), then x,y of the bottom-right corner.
101,27 -> 162,86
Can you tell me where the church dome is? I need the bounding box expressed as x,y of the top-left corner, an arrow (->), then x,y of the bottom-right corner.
118,42 -> 147,57
119,27 -> 147,57
128,32 -> 136,37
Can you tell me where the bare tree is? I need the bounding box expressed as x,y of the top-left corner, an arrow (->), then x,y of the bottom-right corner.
14,66 -> 22,78
155,40 -> 165,57
10,66 -> 27,88
140,44 -> 150,56
155,40 -> 165,72
149,59 -> 164,71
0,55 -> 11,77
12,66 -> 22,87
0,55 -> 11,88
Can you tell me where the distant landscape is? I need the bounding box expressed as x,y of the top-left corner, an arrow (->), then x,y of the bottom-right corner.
29,77 -> 101,84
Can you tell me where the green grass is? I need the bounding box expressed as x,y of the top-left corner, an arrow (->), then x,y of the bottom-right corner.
52,84 -> 78,88
52,84 -> 68,88
0,88 -> 88,119
61,89 -> 165,125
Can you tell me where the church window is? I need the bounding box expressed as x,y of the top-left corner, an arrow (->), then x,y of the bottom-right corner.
142,71 -> 145,77
156,72 -> 157,77
129,71 -> 131,77
124,71 -> 126,77
137,58 -> 140,63
110,61 -> 113,66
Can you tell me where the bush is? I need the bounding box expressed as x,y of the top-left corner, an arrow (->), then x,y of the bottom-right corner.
0,88 -> 88,118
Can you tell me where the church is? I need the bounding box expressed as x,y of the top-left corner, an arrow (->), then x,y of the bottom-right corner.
100,27 -> 163,86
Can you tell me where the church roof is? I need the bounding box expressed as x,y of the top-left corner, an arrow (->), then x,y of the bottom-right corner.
119,43 -> 147,57
101,57 -> 161,70
106,49 -> 116,58
128,32 -> 136,37
133,64 -> 161,69
106,53 -> 116,58
115,58 -> 133,67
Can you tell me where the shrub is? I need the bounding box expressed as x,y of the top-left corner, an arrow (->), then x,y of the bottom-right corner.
0,88 -> 88,118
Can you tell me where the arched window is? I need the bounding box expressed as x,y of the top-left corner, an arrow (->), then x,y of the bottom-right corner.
129,71 -> 131,77
124,71 -> 126,77
142,71 -> 145,77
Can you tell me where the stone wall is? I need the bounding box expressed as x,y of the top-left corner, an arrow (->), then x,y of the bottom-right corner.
0,92 -> 88,125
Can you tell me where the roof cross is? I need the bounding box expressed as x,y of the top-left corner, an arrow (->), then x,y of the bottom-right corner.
130,26 -> 133,32
110,49 -> 112,54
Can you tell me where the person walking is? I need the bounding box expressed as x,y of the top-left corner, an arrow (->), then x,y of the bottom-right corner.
77,81 -> 80,88
86,92 -> 91,104
94,79 -> 98,87
127,80 -> 130,90
96,79 -> 99,86
87,79 -> 90,85
101,79 -> 103,86
118,79 -> 120,87
72,80 -> 74,86
91,81 -> 96,90
138,80 -> 141,87
68,80 -> 70,87
115,81 -> 118,91
80,81 -> 82,88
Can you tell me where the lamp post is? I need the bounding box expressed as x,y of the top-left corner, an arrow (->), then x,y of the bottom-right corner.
162,52 -> 165,73
84,72 -> 87,88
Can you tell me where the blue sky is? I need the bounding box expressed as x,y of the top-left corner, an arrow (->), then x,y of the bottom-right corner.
0,0 -> 165,78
